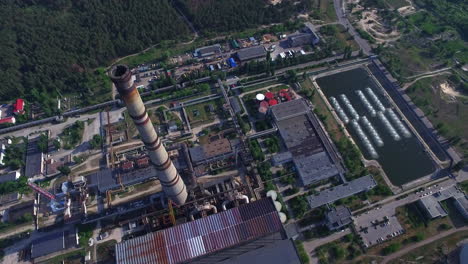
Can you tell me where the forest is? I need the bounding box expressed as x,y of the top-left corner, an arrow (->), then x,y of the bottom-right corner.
0,0 -> 191,115
175,0 -> 313,34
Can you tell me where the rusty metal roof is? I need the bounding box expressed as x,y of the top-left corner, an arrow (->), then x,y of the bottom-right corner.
115,198 -> 283,264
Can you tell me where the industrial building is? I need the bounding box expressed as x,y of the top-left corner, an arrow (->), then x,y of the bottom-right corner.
417,185 -> 468,220
194,44 -> 222,58
418,196 -> 447,219
307,175 -> 377,209
0,170 -> 20,183
287,23 -> 320,47
25,136 -> 45,178
114,198 -> 294,264
270,99 -> 343,186
236,45 -> 267,62
31,228 -> 79,260
189,138 -> 234,166
0,192 -> 20,206
87,144 -> 193,194
111,65 -> 188,205
325,206 -> 353,230
220,239 -> 301,264
287,33 -> 316,48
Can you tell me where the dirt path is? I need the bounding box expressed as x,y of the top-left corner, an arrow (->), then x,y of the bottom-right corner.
381,226 -> 468,264
402,71 -> 452,90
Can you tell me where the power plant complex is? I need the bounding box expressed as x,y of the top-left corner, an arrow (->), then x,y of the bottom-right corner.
110,65 -> 188,205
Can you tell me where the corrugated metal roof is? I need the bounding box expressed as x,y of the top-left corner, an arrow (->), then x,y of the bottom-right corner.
115,198 -> 282,264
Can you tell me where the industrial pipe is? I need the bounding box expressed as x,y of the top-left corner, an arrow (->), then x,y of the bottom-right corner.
110,65 -> 188,205
236,194 -> 249,204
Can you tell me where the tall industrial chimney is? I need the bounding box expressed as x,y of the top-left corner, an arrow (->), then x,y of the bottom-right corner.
110,65 -> 188,205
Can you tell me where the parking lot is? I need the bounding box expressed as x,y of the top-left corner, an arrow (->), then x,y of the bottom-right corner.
354,207 -> 405,248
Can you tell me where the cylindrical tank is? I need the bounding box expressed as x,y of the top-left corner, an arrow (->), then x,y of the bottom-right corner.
278,212 -> 287,223
266,190 -> 277,201
274,201 -> 282,211
110,65 -> 187,205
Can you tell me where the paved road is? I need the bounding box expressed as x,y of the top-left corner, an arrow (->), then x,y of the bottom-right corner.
333,0 -> 372,55
381,226 -> 468,264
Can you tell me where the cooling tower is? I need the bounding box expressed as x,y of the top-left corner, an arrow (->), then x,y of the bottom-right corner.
110,65 -> 187,205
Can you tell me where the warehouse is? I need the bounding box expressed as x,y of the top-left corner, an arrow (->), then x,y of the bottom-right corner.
271,99 -> 343,186
194,44 -> 222,58
236,45 -> 267,62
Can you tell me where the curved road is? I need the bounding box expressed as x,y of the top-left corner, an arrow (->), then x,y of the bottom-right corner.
333,0 -> 372,55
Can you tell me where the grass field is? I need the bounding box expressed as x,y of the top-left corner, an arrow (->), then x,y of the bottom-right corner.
381,43 -> 433,79
311,0 -> 338,23
300,78 -> 345,141
320,24 -> 360,52
388,230 -> 468,264
185,99 -> 221,124
406,76 -> 468,162
385,0 -> 410,9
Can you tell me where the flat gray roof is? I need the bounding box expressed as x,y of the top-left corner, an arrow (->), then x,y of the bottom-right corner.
220,239 -> 301,264
195,44 -> 222,57
237,45 -> 266,61
276,114 -> 322,152
189,146 -> 206,164
271,99 -> 309,121
294,152 -> 339,186
25,138 -> 43,178
307,175 -> 377,209
31,228 -> 77,259
418,197 -> 447,219
272,99 -> 341,186
0,171 -> 20,183
326,206 -> 352,230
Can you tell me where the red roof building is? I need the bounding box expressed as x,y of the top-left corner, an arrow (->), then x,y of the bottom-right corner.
136,157 -> 150,168
0,117 -> 16,124
268,99 -> 278,106
121,161 -> 134,171
115,198 -> 284,264
265,92 -> 274,100
13,99 -> 25,115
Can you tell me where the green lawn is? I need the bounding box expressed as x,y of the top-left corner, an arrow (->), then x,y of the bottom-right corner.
60,121 -> 85,149
385,0 -> 410,9
388,230 -> 468,264
320,24 -> 360,52
406,76 -> 468,162
310,0 -> 337,23
185,99 -> 221,124
316,234 -> 363,262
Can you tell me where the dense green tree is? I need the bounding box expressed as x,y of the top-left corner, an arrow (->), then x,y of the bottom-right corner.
175,0 -> 310,34
0,0 -> 191,110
